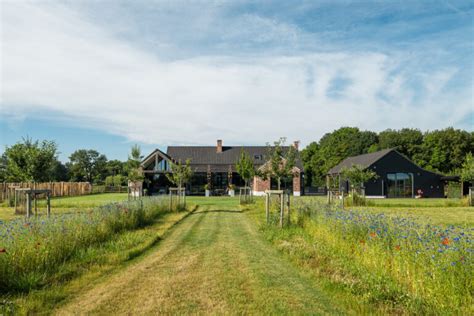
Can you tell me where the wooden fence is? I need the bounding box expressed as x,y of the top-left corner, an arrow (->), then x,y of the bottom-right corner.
0,182 -> 92,203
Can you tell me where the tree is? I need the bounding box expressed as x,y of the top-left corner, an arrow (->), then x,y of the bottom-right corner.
301,142 -> 323,187
166,159 -> 193,191
106,159 -> 126,177
301,127 -> 377,186
460,153 -> 474,186
341,164 -> 378,193
417,128 -> 473,174
127,145 -> 144,182
3,137 -> 59,182
377,128 -> 423,159
261,137 -> 297,190
235,149 -> 255,191
69,149 -> 108,183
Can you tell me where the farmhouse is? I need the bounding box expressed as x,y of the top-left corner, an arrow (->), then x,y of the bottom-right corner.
327,149 -> 445,198
141,140 -> 304,196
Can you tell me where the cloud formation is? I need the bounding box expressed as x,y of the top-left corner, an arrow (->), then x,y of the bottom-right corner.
1,2 -> 472,147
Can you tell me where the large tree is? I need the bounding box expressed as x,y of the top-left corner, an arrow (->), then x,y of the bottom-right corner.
376,128 -> 423,159
2,138 -> 59,182
68,149 -> 108,183
301,127 -> 377,186
417,128 -> 473,174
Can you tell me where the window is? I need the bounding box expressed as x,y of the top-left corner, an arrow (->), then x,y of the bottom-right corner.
254,155 -> 262,160
387,173 -> 413,198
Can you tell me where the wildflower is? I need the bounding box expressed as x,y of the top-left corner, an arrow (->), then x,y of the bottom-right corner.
442,237 -> 450,246
395,245 -> 401,251
370,232 -> 377,238
360,240 -> 365,245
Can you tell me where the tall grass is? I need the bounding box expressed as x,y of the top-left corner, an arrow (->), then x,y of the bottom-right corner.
0,197 -> 170,292
261,199 -> 473,314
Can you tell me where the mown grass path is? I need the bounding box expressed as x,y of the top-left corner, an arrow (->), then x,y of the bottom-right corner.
56,205 -> 342,315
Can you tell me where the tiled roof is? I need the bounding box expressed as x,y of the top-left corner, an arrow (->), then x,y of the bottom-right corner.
166,146 -> 303,170
327,148 -> 394,174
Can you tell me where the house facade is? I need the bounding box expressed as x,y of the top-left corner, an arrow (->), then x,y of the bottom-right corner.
141,140 -> 303,196
327,149 -> 445,198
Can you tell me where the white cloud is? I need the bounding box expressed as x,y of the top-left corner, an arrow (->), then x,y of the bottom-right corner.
1,2 -> 472,149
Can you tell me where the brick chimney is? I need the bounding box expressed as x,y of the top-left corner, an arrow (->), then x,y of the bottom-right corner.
217,139 -> 223,153
293,140 -> 300,151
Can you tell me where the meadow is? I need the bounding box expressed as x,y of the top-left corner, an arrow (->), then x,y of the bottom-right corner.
0,194 -> 472,314
0,195 -> 180,293
247,197 -> 473,314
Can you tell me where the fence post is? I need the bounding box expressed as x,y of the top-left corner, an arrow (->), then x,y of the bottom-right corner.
280,193 -> 284,228
47,193 -> 51,217
265,193 -> 270,224
26,192 -> 31,218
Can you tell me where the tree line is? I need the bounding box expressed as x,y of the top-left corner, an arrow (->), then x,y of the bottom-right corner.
302,127 -> 473,186
1,127 -> 472,186
0,137 -> 143,185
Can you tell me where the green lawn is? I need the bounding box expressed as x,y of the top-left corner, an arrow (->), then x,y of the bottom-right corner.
2,194 -> 472,314
299,196 -> 473,226
0,193 -> 128,221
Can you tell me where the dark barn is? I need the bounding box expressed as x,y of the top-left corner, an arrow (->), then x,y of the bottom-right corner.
327,149 -> 445,198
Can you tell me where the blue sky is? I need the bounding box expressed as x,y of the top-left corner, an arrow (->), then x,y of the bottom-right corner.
1,0 -> 473,161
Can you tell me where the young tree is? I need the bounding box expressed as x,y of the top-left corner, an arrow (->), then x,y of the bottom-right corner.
261,137 -> 297,190
340,164 -> 378,194
127,145 -> 144,182
235,149 -> 255,195
69,149 -> 108,183
3,137 -> 59,182
166,159 -> 193,191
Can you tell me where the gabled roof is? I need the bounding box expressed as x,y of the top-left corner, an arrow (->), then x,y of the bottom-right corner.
327,148 -> 394,174
167,146 -> 270,166
142,145 -> 303,173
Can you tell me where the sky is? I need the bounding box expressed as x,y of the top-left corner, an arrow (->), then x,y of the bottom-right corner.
1,0 -> 473,161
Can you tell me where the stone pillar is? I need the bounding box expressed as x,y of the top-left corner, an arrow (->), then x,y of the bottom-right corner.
253,176 -> 270,196
293,171 -> 301,196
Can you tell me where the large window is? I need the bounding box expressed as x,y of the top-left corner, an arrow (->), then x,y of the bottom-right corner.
387,173 -> 413,198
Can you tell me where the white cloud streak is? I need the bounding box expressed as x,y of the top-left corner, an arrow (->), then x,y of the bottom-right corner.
1,2 -> 472,148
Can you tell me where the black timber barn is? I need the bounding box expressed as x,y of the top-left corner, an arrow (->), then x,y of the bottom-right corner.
327,149 -> 445,198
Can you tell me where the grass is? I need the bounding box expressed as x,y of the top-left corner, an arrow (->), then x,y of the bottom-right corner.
245,197 -> 474,315
1,194 -> 472,314
0,196 -> 171,292
55,202 -> 348,314
0,193 -> 128,221
9,210 -> 192,314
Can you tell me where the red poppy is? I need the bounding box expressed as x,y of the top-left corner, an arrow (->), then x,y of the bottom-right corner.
0,248 -> 6,253
394,245 -> 401,251
442,237 -> 450,246
370,232 -> 377,238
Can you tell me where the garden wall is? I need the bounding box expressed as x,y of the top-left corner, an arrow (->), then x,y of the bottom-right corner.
0,182 -> 93,203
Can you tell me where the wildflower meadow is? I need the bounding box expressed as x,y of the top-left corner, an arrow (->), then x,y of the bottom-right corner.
260,199 -> 473,314
0,196 -> 169,292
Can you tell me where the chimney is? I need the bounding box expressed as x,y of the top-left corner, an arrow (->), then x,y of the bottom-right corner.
293,140 -> 300,151
217,139 -> 223,153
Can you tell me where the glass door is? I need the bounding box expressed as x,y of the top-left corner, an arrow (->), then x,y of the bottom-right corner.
387,173 -> 413,198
